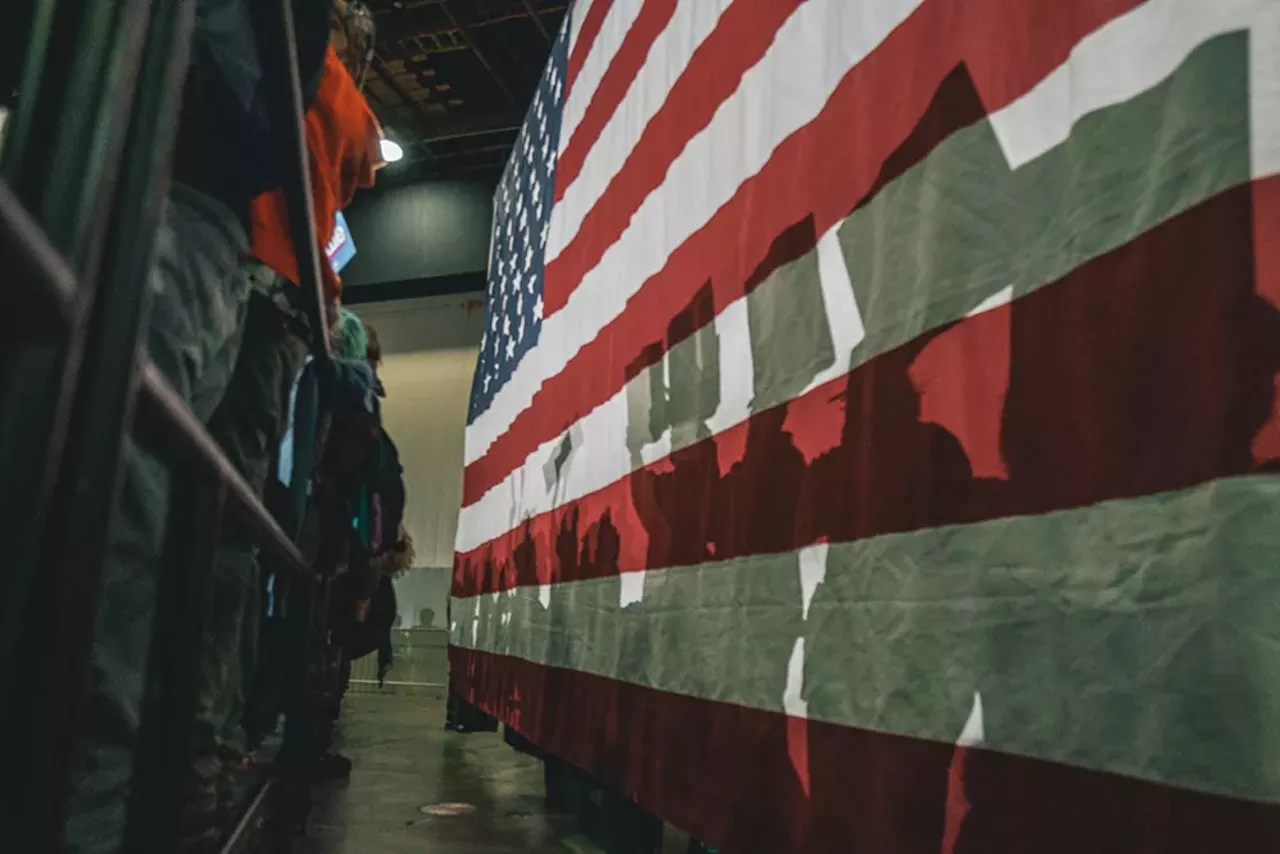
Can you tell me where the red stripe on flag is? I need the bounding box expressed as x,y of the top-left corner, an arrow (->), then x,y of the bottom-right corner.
451,646 -> 1280,853
554,0 -> 680,201
1250,175 -> 1280,465
455,181 -> 1280,597
540,0 -> 1144,316
565,0 -> 615,99
464,0 -> 1142,508
1256,175 -> 1280,312
543,0 -> 802,314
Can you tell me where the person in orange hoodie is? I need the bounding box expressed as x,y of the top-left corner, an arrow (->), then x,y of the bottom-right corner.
182,3 -> 385,845
248,0 -> 383,312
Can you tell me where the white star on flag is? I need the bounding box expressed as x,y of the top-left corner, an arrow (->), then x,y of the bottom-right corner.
467,10 -> 561,425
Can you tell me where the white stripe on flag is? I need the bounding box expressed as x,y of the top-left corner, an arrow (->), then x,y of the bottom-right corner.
456,0 -> 1280,552
464,0 -> 926,466
567,0 -> 595,54
991,0 -> 1274,169
1251,2 -> 1280,178
547,0 -> 736,261
561,0 -> 646,145
706,297 -> 754,439
453,475 -> 1280,804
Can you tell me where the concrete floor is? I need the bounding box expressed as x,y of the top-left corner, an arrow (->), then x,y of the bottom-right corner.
295,695 -> 605,853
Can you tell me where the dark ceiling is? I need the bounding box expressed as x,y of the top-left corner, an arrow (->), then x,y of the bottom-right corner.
363,0 -> 567,185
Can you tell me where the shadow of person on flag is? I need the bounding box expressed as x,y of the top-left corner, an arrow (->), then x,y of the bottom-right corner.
513,517 -> 540,589
797,323 -> 979,854
708,401 -> 811,853
950,176 -> 1280,854
626,284 -> 722,572
787,59 -> 1029,853
578,509 -> 635,783
614,280 -> 812,851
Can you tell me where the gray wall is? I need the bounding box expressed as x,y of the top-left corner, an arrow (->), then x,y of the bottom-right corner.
351,295 -> 485,630
392,567 -> 453,630
341,177 -> 496,287
343,180 -> 493,630
353,294 -> 484,570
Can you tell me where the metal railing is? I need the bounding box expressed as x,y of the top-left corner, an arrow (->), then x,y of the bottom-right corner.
347,627 -> 448,696
0,0 -> 335,850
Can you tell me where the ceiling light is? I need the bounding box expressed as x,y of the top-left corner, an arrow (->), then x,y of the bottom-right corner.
379,138 -> 404,163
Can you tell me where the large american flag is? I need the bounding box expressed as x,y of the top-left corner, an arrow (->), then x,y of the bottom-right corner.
454,0 -> 1280,850
467,21 -> 565,420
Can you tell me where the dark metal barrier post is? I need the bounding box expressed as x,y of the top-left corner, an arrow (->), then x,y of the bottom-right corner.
0,0 -> 198,844
5,0 -> 152,275
250,0 -> 340,835
138,365 -> 314,575
0,183 -> 80,659
0,0 -> 152,680
2,0 -> 335,847
274,566 -> 325,839
124,480 -> 226,852
252,0 -> 332,365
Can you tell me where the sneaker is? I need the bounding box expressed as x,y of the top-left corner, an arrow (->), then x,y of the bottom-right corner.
312,751 -> 352,781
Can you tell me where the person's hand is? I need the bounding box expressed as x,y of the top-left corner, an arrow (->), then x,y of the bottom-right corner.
355,599 -> 371,622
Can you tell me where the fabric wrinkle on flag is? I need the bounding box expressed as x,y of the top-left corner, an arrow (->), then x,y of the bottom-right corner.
453,0 -> 1280,851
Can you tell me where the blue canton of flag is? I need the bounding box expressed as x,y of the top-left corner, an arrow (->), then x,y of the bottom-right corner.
467,15 -> 570,424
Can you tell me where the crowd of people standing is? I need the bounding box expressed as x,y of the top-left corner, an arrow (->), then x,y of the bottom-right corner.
56,2 -> 414,851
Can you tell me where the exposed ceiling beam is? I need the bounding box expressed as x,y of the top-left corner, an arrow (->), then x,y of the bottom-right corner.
369,57 -> 437,155
421,124 -> 520,144
438,1 -> 517,105
378,7 -> 567,44
521,0 -> 551,43
367,94 -> 522,143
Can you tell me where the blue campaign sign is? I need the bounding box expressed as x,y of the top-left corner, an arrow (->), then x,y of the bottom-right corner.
326,211 -> 357,274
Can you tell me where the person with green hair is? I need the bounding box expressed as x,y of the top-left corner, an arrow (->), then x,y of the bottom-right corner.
330,307 -> 369,361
